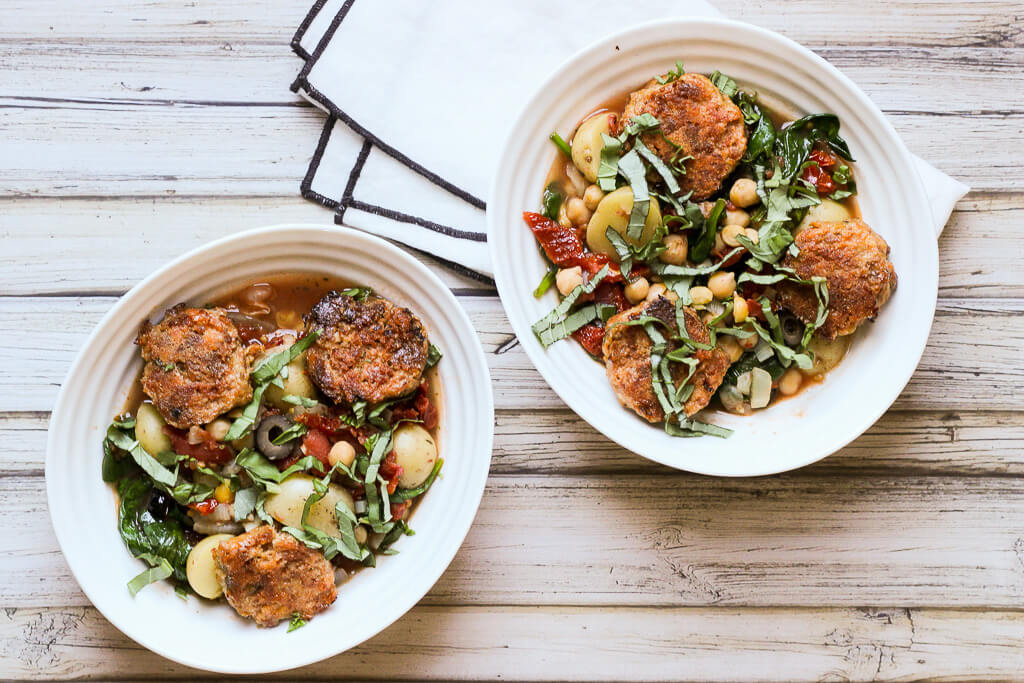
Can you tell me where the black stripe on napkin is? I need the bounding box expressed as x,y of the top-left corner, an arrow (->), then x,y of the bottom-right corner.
291,0 -> 330,60
290,0 -> 487,211
299,114 -> 342,209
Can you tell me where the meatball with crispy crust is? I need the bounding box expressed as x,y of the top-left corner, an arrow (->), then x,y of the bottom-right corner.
305,291 -> 428,405
775,219 -> 897,340
622,73 -> 747,200
136,305 -> 253,428
602,296 -> 731,422
212,525 -> 337,628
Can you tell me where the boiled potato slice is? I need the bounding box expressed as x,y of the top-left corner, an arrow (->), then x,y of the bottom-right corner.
392,424 -> 438,489
264,474 -> 355,539
264,357 -> 318,410
186,533 -> 234,600
803,335 -> 852,377
571,112 -> 615,182
795,199 -> 851,234
135,403 -> 172,456
586,187 -> 662,259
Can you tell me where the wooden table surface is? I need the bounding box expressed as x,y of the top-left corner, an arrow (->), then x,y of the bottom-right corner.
3,1 -> 1023,680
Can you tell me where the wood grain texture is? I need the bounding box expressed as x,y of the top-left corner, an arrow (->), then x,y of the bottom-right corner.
2,0 -> 1023,679
2,605 -> 1023,681
6,473 -> 1024,608
7,409 -> 1024,478
3,0 -> 1021,47
0,193 -> 1019,297
0,295 -> 1019,413
0,104 -> 1016,196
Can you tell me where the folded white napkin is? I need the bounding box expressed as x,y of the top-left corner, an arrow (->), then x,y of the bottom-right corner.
292,0 -> 968,277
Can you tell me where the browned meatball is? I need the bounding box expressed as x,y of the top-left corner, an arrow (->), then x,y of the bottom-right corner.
212,525 -> 337,628
622,73 -> 747,200
305,292 -> 428,405
775,219 -> 897,340
602,296 -> 731,422
136,305 -> 253,429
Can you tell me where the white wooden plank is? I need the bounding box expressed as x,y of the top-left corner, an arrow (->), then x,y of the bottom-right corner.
4,43 -> 1021,112
0,192 -> 1017,297
1,605 -> 1023,681
0,197 -> 486,295
7,473 -> 1024,608
0,295 -> 1019,412
0,102 -> 1018,196
7,409 -> 1024,478
4,0 -> 1021,47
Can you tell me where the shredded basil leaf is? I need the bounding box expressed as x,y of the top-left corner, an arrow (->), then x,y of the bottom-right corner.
597,133 -> 622,192
425,344 -> 443,369
391,458 -> 444,502
530,265 -> 611,348
616,149 -> 651,240
655,60 -> 686,84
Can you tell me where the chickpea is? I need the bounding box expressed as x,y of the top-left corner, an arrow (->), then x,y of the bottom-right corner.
624,277 -> 650,304
689,286 -> 713,306
730,178 -> 759,208
744,228 -> 759,244
713,231 -> 727,254
724,209 -> 750,227
566,197 -> 591,227
732,292 -> 749,324
645,283 -> 668,301
718,335 -> 743,363
275,309 -> 302,330
722,224 -> 746,247
583,184 -> 604,211
205,418 -> 231,442
354,525 -> 368,545
659,234 -> 688,265
329,440 -> 356,469
707,271 -> 736,300
778,368 -> 803,396
214,482 -> 234,504
556,266 -> 584,296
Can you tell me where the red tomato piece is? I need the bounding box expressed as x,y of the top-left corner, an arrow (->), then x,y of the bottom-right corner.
162,425 -> 233,464
190,499 -> 218,516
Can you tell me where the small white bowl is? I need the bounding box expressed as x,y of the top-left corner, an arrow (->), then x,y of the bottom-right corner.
488,19 -> 936,476
45,225 -> 494,673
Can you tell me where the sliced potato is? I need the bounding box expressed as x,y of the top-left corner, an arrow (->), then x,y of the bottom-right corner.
571,112 -> 615,182
265,357 -> 318,410
795,199 -> 851,234
264,474 -> 355,539
136,403 -> 172,456
586,187 -> 662,259
186,533 -> 234,600
803,335 -> 852,377
392,424 -> 438,489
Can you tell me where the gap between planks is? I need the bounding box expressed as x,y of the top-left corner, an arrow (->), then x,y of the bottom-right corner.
2,605 -> 1023,681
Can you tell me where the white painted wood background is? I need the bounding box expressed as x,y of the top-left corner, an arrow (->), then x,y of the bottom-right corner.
2,1 -> 1023,680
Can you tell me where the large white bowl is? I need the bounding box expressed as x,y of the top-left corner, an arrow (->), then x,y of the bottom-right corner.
46,225 -> 494,673
488,19 -> 936,476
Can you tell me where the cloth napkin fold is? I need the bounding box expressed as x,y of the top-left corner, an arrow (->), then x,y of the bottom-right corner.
291,0 -> 968,278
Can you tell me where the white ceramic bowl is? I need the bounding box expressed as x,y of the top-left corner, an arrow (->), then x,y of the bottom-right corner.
488,19 -> 936,476
46,225 -> 494,673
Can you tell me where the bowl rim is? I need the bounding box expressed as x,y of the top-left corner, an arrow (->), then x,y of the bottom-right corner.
487,17 -> 937,477
45,223 -> 495,672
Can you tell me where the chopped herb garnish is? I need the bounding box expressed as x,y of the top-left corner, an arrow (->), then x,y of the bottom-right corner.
287,613 -> 307,632
549,131 -> 572,158
533,264 -> 558,298
655,60 -> 686,84
425,344 -> 443,369
531,265 -> 611,348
